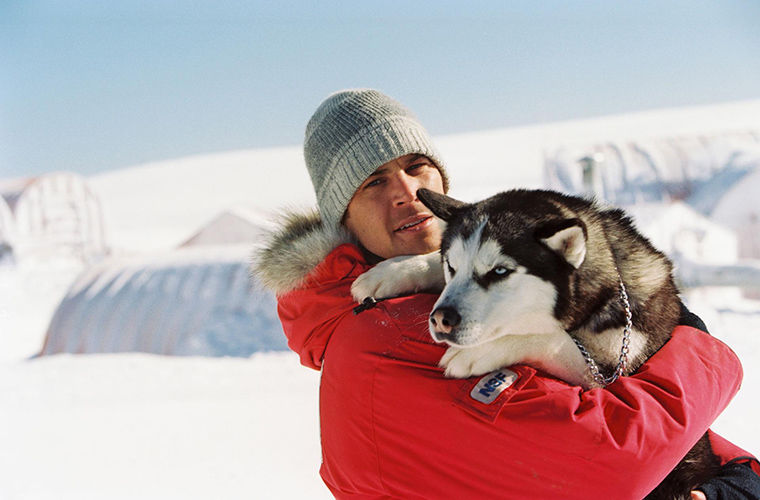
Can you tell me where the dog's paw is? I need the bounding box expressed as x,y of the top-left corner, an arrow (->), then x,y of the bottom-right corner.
350,264 -> 396,302
440,340 -> 521,379
440,346 -> 490,378
350,252 -> 444,302
440,347 -> 470,378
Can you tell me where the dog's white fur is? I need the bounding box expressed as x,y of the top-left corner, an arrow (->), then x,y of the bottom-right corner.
434,221 -> 560,346
351,251 -> 444,299
540,225 -> 586,269
351,216 -> 591,386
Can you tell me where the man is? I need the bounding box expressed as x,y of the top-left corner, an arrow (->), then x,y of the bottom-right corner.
255,89 -> 759,499
343,152 -> 444,261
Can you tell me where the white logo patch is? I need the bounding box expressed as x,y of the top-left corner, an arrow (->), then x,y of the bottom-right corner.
470,369 -> 518,404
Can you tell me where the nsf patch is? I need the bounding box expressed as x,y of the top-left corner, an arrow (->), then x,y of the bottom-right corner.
470,369 -> 518,404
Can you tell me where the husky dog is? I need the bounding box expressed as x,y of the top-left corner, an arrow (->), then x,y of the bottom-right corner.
351,188 -> 718,500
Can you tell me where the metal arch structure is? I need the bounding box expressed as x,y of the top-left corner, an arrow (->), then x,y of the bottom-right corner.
0,195 -> 15,261
39,245 -> 287,357
3,172 -> 108,260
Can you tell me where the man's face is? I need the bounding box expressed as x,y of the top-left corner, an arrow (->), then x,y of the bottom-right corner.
344,154 -> 445,259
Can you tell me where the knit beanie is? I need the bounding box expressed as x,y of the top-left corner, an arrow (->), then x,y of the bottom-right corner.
304,89 -> 449,231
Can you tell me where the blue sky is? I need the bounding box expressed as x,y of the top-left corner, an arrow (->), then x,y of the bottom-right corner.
2,0 -> 759,177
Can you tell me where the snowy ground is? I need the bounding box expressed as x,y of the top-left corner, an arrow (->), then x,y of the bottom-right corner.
0,351 -> 328,500
2,101 -> 760,499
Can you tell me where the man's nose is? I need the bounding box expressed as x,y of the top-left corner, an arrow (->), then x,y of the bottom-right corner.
390,172 -> 419,206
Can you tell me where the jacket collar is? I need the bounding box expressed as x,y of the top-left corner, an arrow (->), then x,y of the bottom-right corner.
252,209 -> 357,296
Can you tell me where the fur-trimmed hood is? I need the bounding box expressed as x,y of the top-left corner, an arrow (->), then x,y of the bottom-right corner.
252,209 -> 356,296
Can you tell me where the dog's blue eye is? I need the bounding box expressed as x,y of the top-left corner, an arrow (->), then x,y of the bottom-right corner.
447,261 -> 456,277
492,266 -> 511,277
475,265 -> 513,289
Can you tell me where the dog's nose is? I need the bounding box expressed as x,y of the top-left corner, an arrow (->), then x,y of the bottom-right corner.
430,306 -> 461,334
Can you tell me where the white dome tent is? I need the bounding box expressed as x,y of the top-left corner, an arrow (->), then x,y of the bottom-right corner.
0,172 -> 107,260
544,131 -> 760,205
40,245 -> 286,357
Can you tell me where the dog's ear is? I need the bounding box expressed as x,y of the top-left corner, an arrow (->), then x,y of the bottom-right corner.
536,218 -> 587,269
417,189 -> 467,222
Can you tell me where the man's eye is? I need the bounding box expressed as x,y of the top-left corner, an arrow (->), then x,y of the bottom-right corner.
364,178 -> 383,189
407,163 -> 427,174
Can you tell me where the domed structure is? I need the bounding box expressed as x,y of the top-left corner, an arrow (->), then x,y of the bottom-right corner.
0,172 -> 107,260
40,245 -> 286,357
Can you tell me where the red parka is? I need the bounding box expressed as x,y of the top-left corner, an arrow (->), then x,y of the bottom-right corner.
276,243 -> 756,499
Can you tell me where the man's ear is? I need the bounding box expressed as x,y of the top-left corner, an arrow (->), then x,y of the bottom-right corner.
535,218 -> 587,269
417,189 -> 467,222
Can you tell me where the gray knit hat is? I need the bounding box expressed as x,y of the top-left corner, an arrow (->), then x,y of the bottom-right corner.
304,89 -> 449,230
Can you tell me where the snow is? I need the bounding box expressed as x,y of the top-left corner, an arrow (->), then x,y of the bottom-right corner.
2,99 -> 760,499
0,353 -> 329,500
625,202 -> 737,265
0,258 -> 85,362
711,167 -> 760,260
88,147 -> 309,254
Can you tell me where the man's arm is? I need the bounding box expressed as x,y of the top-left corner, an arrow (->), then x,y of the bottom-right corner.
696,460 -> 760,499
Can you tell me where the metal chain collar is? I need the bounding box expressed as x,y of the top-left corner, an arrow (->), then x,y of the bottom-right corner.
572,277 -> 632,386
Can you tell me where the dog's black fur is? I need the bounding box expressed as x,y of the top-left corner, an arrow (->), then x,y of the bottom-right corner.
418,188 -> 720,500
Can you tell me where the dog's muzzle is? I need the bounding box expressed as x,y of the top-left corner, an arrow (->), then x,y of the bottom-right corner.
430,306 -> 461,342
